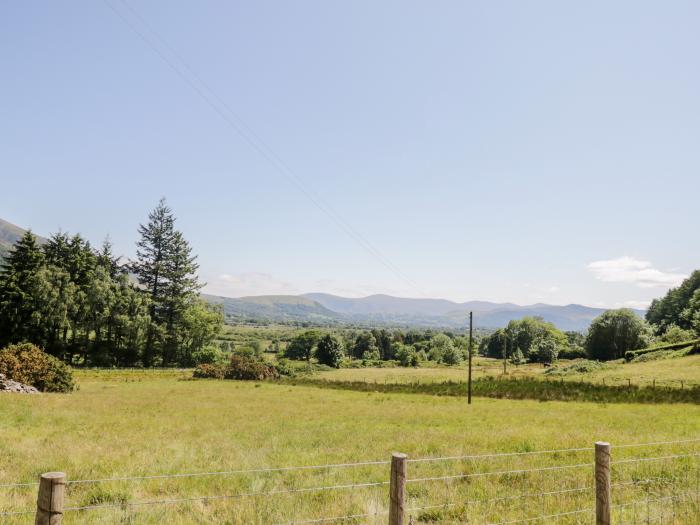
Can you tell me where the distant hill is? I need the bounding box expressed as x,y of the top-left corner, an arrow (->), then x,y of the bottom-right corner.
202,294 -> 342,324
206,292 -> 645,331
0,218 -> 47,259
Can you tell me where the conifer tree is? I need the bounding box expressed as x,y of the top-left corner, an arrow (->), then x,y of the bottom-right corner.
132,198 -> 176,365
0,231 -> 44,346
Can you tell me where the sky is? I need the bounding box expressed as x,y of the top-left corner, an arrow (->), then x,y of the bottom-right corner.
1,1 -> 698,308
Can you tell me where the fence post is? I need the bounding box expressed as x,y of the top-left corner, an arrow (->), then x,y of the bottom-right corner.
389,453 -> 407,525
35,472 -> 66,525
595,442 -> 611,525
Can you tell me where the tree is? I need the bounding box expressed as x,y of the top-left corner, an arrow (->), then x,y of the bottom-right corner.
586,309 -> 652,361
646,270 -> 700,334
533,338 -> 558,365
395,344 -> 419,367
161,231 -> 202,365
285,330 -> 320,361
0,231 -> 44,346
132,198 -> 176,365
371,329 -> 394,360
428,333 -> 455,363
315,334 -> 344,368
351,332 -> 378,359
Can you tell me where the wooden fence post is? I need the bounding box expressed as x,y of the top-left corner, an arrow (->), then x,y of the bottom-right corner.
35,472 -> 66,525
389,453 -> 407,525
595,442 -> 611,525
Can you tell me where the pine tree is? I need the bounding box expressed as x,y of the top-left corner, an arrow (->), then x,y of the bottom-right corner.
161,231 -> 202,365
0,231 -> 45,346
132,198 -> 176,365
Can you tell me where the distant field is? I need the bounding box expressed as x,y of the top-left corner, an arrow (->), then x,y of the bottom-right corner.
317,354 -> 700,389
1,370 -> 699,524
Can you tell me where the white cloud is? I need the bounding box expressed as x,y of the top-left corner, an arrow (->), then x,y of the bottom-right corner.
587,256 -> 686,289
205,272 -> 299,297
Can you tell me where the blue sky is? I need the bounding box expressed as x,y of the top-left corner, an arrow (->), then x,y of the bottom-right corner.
1,1 -> 698,307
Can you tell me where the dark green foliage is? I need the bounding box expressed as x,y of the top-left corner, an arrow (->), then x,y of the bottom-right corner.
351,331 -> 379,359
285,330 -> 321,361
480,317 -> 566,364
315,334 -> 344,368
0,201 -> 221,367
646,270 -> 700,334
586,309 -> 652,361
132,199 -> 204,366
624,338 -> 700,362
0,343 -> 75,392
395,344 -> 420,367
0,231 -> 45,346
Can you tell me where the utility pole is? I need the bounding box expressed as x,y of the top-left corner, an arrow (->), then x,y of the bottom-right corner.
503,331 -> 507,375
468,311 -> 473,404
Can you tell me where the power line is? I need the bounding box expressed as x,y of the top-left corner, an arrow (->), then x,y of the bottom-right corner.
102,0 -> 427,297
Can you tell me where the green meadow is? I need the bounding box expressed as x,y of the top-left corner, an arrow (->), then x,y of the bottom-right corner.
1,370 -> 699,524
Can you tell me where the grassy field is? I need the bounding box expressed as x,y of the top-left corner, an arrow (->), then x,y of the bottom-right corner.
317,354 -> 700,389
1,370 -> 699,524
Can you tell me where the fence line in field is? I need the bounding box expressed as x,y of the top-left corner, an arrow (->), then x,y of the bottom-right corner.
3,438 -> 698,491
4,438 -> 699,524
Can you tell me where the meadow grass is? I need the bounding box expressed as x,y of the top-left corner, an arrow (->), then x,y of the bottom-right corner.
1,370 -> 699,524
317,354 -> 700,389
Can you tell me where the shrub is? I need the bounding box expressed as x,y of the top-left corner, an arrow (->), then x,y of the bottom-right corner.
545,360 -> 608,376
0,343 -> 75,392
192,363 -> 226,379
225,355 -> 279,380
558,345 -> 587,360
193,355 -> 279,381
192,345 -> 223,365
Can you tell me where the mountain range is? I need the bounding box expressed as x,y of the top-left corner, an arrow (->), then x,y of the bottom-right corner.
0,217 -> 643,331
203,292 -> 644,331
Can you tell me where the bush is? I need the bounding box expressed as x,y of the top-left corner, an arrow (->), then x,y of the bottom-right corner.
558,345 -> 587,360
225,355 -> 279,380
192,363 -> 226,379
192,345 -> 223,365
0,343 -> 75,392
193,355 -> 278,381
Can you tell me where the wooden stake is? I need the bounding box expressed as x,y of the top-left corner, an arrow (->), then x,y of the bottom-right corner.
35,472 -> 66,525
595,442 -> 611,525
468,311 -> 473,404
389,453 -> 407,525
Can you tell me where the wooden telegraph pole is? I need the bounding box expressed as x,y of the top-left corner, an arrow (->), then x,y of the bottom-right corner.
503,331 -> 507,374
468,311 -> 473,404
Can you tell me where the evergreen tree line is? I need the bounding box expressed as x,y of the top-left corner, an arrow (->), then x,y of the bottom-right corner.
0,199 -> 223,366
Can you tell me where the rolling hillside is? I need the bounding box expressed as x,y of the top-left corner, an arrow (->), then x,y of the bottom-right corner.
203,294 -> 342,323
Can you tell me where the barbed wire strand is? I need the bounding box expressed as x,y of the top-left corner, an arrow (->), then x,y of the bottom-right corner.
62,480 -> 389,513
0,508 -> 35,517
66,459 -> 390,486
612,452 -> 700,465
407,462 -> 593,484
3,437 -> 697,489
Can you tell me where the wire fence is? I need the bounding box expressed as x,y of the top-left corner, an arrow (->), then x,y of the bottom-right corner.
2,438 -> 699,523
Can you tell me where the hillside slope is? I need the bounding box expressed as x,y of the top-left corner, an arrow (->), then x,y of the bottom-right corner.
203,294 -> 342,323
0,218 -> 47,259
